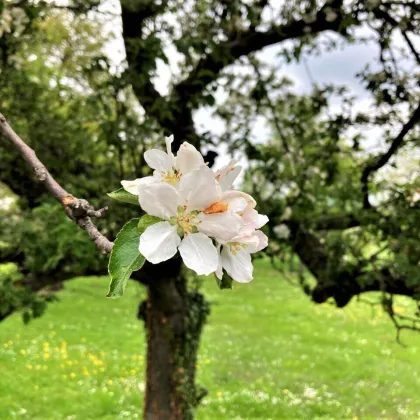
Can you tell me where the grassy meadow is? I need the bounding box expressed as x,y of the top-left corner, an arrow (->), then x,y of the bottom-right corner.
1,259 -> 420,419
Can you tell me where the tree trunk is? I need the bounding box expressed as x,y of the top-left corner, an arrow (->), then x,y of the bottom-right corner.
140,258 -> 209,420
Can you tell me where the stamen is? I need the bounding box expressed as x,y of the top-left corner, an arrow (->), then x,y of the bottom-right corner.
162,169 -> 182,186
204,201 -> 228,215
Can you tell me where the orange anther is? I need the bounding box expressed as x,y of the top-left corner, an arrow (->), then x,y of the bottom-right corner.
204,202 -> 228,215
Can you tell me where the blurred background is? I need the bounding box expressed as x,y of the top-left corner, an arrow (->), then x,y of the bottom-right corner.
0,0 -> 420,418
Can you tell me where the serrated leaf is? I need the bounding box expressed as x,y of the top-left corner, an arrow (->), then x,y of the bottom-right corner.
215,272 -> 233,290
107,188 -> 139,205
138,214 -> 164,235
107,218 -> 145,298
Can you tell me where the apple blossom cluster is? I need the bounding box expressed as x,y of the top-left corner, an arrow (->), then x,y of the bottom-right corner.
121,136 -> 268,283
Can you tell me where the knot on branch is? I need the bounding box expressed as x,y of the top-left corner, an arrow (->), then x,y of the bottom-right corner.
62,195 -> 108,219
34,166 -> 48,181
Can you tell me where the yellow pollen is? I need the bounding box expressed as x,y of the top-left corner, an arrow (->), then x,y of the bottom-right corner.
204,201 -> 228,215
228,242 -> 246,255
163,170 -> 181,186
178,215 -> 194,234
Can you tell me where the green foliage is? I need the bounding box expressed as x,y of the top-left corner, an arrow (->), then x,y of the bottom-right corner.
107,219 -> 144,298
19,203 -> 105,274
107,188 -> 139,206
0,263 -> 55,323
137,214 -> 164,235
0,0 -> 419,328
215,272 -> 233,290
0,7 -> 155,308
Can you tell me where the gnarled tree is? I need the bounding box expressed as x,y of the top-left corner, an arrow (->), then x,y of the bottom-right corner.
1,0 -> 420,418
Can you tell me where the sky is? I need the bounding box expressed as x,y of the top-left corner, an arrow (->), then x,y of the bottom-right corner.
96,0 -> 417,172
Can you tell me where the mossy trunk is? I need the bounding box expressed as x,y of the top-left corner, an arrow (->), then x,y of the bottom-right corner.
141,258 -> 209,419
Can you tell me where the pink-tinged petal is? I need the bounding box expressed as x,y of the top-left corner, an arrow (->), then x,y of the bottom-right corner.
178,166 -> 222,210
221,247 -> 253,283
215,159 -> 237,177
176,142 -> 205,175
139,222 -> 181,264
242,206 -> 268,228
221,190 -> 256,209
197,211 -> 244,242
246,231 -> 268,253
144,149 -> 173,173
214,159 -> 236,179
234,234 -> 259,248
179,232 -> 218,276
227,197 -> 248,213
238,225 -> 255,237
138,181 -> 179,220
215,160 -> 242,191
219,166 -> 242,191
242,207 -> 257,225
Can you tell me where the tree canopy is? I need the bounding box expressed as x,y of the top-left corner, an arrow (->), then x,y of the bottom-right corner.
0,0 -> 419,415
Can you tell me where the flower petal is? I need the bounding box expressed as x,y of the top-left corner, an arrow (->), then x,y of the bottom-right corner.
221,247 -> 253,283
165,135 -> 174,155
242,206 -> 268,229
178,166 -> 222,210
144,149 -> 173,173
138,180 -> 179,220
139,222 -> 181,264
176,142 -> 205,175
165,135 -> 176,166
221,190 -> 256,209
197,211 -> 244,242
121,177 -> 144,195
255,214 -> 269,229
220,166 -> 241,191
215,160 -> 242,191
233,234 -> 259,249
178,232 -> 218,275
245,231 -> 268,253
215,243 -> 223,280
121,176 -> 157,195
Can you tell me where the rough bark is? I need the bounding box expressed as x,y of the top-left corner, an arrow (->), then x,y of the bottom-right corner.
287,220 -> 420,307
0,112 -> 113,254
136,259 -> 209,420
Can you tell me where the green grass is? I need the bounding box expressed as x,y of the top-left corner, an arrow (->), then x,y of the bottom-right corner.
1,259 -> 420,419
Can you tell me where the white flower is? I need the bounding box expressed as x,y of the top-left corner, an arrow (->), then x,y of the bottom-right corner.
118,137 -> 269,280
273,224 -> 290,239
121,136 -> 205,193
215,230 -> 268,283
303,386 -> 318,399
410,189 -> 420,207
219,190 -> 268,235
281,206 -> 292,221
214,159 -> 242,191
211,190 -> 269,283
0,9 -> 12,37
138,166 -> 244,275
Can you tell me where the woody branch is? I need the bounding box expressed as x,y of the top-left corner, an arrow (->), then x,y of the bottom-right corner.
0,112 -> 113,254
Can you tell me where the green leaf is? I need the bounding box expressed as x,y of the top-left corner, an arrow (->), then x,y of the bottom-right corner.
138,214 -> 164,235
107,218 -> 145,298
107,188 -> 139,205
215,272 -> 233,290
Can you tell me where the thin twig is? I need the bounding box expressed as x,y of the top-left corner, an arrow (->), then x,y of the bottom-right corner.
0,112 -> 113,254
360,103 -> 420,208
